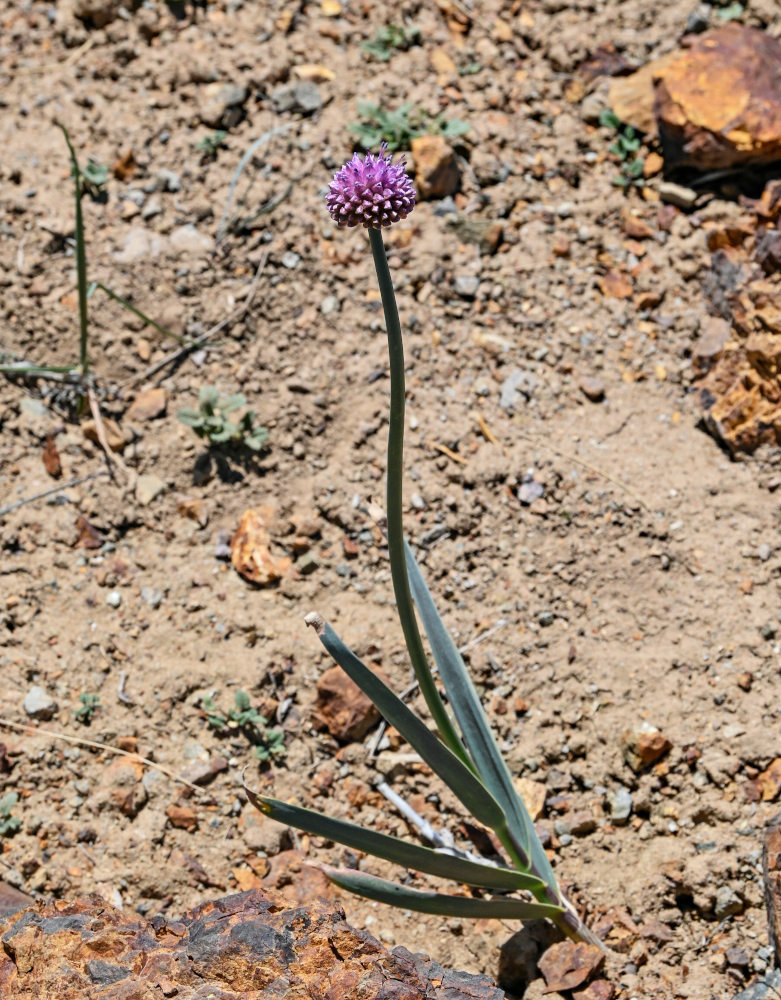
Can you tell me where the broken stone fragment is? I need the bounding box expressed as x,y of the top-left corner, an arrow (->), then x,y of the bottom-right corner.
621,723 -> 672,773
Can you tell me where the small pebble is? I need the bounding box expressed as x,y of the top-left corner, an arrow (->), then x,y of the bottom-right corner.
24,686 -> 58,721
106,590 -> 122,608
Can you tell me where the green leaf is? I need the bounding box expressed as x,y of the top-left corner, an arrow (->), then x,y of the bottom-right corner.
438,118 -> 470,138
404,542 -> 558,889
234,690 -> 251,712
246,789 -> 547,894
306,615 -> 507,832
199,385 -> 220,408
324,868 -> 563,920
220,393 -> 247,413
177,408 -> 204,427
598,109 -> 621,130
0,793 -> 18,816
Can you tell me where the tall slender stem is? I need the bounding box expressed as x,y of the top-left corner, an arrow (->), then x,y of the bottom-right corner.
368,228 -> 468,766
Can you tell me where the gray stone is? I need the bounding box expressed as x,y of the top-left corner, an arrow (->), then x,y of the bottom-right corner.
454,275 -> 480,298
760,621 -> 777,641
518,478 -> 544,505
281,251 -> 300,269
198,82 -> 248,129
732,969 -> 781,999
714,885 -> 743,919
141,586 -> 163,609
169,224 -> 214,257
320,296 -> 340,315
19,397 -> 48,418
538,610 -> 555,627
141,196 -> 162,221
433,196 -> 458,216
114,228 -> 166,265
156,169 -> 181,193
607,786 -> 633,825
271,81 -> 322,114
106,589 -> 121,608
686,3 -> 712,33
500,368 -> 537,409
135,473 -> 166,506
24,686 -> 58,721
758,543 -> 772,561
297,553 -> 319,575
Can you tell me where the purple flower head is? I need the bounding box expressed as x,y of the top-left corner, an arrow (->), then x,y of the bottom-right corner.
326,142 -> 416,230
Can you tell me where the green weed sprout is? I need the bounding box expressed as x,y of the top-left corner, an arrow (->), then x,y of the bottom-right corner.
361,23 -> 421,62
349,100 -> 469,152
203,690 -> 286,763
195,130 -> 228,159
599,109 -> 645,190
178,386 -> 269,451
245,145 -> 600,947
0,793 -> 21,837
74,692 -> 100,725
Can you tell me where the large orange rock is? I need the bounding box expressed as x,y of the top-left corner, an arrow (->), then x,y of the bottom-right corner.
655,25 -> 781,169
609,25 -> 781,170
231,507 -> 292,586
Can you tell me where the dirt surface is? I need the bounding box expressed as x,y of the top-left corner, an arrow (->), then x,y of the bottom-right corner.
1,1 -> 780,998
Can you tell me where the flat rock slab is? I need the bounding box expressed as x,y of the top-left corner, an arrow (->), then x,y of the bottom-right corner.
0,890 -> 504,1000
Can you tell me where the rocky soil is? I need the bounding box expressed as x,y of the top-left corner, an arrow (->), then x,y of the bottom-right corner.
1,1 -> 780,998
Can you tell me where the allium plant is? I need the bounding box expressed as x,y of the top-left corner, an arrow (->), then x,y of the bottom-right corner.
246,145 -> 598,946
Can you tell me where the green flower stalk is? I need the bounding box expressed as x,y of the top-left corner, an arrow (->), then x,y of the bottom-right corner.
247,144 -> 601,951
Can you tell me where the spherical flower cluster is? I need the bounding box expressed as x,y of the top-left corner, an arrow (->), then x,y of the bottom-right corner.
326,143 -> 416,229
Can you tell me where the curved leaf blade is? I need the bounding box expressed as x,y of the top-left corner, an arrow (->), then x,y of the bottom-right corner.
245,787 -> 547,895
305,614 -> 506,832
404,541 -> 557,890
324,868 -> 563,920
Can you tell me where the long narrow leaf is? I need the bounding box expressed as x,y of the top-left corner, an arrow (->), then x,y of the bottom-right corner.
404,542 -> 557,891
93,282 -> 191,346
245,787 -> 547,894
305,613 -> 506,832
324,868 -> 563,920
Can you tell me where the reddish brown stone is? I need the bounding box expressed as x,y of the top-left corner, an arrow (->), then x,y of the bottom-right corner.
0,891 -> 504,1000
411,135 -> 460,199
126,387 -> 167,422
538,940 -> 606,992
621,724 -> 672,773
313,665 -> 381,742
166,804 -> 198,832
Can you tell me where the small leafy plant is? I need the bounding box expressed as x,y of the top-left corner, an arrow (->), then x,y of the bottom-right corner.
202,690 -> 285,763
599,109 -> 645,189
178,387 -> 269,451
0,793 -> 21,837
195,130 -> 228,159
74,692 -> 100,724
361,23 -> 421,62
80,157 -> 109,199
349,100 -> 469,152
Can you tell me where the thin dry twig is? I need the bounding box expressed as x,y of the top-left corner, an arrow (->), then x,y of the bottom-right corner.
0,717 -> 204,793
16,35 -> 96,75
0,471 -> 108,518
87,385 -> 131,483
118,253 -> 267,391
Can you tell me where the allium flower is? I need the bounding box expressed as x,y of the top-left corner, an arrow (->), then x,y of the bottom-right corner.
326,143 -> 416,229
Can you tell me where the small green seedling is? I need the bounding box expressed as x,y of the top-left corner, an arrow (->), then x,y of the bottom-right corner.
80,157 -> 109,199
361,23 -> 421,62
0,793 -> 21,837
349,101 -> 469,152
716,1 -> 743,20
178,386 -> 269,451
202,690 -> 286,763
74,692 -> 100,725
599,109 -> 645,190
195,130 -> 228,158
